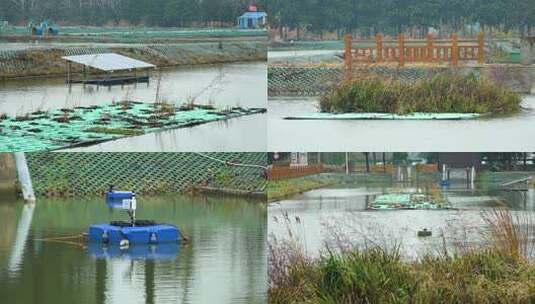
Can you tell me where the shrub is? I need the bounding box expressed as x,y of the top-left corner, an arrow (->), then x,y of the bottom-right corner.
320,73 -> 522,115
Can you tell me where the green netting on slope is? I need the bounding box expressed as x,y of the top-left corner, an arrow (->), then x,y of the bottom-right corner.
0,102 -> 266,152
370,193 -> 452,210
145,41 -> 266,64
0,49 -> 37,73
0,47 -> 114,76
268,67 -> 342,96
0,41 -> 266,76
268,67 -> 430,96
284,112 -> 481,120
26,152 -> 267,197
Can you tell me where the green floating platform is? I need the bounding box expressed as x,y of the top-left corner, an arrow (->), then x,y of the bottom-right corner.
285,112 -> 482,120
0,102 -> 266,152
369,193 -> 452,210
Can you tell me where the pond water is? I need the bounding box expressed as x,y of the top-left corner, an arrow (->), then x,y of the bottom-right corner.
0,194 -> 267,304
268,180 -> 535,258
268,50 -> 341,59
0,62 -> 267,152
268,96 -> 535,151
268,50 -> 342,65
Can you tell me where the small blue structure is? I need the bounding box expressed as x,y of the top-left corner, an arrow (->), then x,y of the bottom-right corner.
237,5 -> 267,29
29,20 -> 59,36
88,186 -> 181,245
439,179 -> 451,187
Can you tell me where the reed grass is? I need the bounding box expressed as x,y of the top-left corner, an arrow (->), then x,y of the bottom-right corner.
319,73 -> 522,115
269,208 -> 535,303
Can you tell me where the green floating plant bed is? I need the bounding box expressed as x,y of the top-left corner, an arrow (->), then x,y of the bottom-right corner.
369,193 -> 453,210
285,112 -> 483,120
0,102 -> 266,152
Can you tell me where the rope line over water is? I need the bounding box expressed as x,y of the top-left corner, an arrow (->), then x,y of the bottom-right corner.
193,152 -> 268,170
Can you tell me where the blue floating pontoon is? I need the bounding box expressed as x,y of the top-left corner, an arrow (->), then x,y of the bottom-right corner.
88,186 -> 181,245
89,223 -> 180,245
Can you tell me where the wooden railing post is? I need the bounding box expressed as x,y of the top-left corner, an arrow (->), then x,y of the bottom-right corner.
376,33 -> 383,63
398,34 -> 405,67
477,32 -> 485,64
426,33 -> 433,62
451,33 -> 459,66
344,33 -> 353,81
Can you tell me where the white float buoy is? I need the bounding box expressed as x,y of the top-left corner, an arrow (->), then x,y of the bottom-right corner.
119,239 -> 130,249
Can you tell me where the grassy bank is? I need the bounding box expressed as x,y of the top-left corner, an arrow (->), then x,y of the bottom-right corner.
269,208 -> 535,303
319,74 -> 522,115
268,175 -> 339,202
270,247 -> 535,303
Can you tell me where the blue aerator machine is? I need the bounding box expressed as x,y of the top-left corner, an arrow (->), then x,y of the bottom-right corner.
88,186 -> 181,245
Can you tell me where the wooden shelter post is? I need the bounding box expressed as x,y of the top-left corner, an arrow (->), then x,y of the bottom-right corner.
451,33 -> 459,66
477,32 -> 485,64
426,34 -> 434,62
398,34 -> 405,67
375,33 -> 383,62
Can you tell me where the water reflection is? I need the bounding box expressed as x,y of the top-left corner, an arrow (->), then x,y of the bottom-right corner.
7,203 -> 34,275
268,96 -> 535,151
0,62 -> 267,114
88,243 -> 180,261
0,194 -> 267,304
65,114 -> 267,152
269,182 -> 535,258
268,50 -> 342,65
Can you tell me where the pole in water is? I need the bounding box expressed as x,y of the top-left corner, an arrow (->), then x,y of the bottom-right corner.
466,167 -> 470,189
129,194 -> 137,226
471,166 -> 476,189
13,152 -> 36,203
345,152 -> 349,175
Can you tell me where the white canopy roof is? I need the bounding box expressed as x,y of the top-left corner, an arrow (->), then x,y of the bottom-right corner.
62,53 -> 155,72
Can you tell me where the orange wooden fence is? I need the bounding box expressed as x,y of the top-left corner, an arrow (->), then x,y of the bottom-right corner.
267,165 -> 324,181
267,164 -> 438,180
351,164 -> 394,173
415,164 -> 439,173
344,33 -> 485,79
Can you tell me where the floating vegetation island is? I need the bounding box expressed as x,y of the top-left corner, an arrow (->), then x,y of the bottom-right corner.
319,74 -> 522,116
0,101 -> 266,151
369,192 -> 452,210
